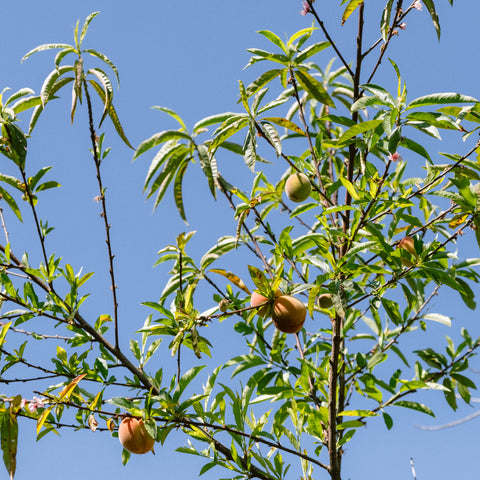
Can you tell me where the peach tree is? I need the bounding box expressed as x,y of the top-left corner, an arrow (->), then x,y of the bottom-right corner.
1,2 -> 480,480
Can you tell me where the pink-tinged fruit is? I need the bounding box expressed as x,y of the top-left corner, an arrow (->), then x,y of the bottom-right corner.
272,295 -> 307,334
251,289 -> 282,317
118,418 -> 155,455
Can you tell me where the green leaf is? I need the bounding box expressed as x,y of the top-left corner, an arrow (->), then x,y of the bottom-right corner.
172,366 -> 206,403
341,0 -> 364,25
0,409 -> 17,480
134,130 -> 191,160
394,401 -> 435,417
422,313 -> 451,327
87,67 -> 113,127
295,70 -> 335,107
337,119 -> 383,145
79,12 -> 100,48
83,49 -> 120,86
21,44 -> 73,62
88,79 -> 133,148
257,30 -> 287,53
407,93 -> 477,110
296,41 -> 330,64
422,0 -> 441,40
381,0 -> 394,41
261,117 -> 305,136
40,66 -> 74,107
245,69 -> 283,98
0,187 -> 22,221
173,158 -> 189,222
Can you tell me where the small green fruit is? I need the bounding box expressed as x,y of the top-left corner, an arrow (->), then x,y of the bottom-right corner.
285,173 -> 311,203
318,293 -> 333,309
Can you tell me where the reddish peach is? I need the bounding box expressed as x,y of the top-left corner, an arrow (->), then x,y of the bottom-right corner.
250,289 -> 282,317
118,418 -> 155,455
272,295 -> 306,334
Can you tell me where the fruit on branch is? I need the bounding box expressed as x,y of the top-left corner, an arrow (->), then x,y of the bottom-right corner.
397,236 -> 418,267
118,417 -> 155,454
318,293 -> 333,309
285,172 -> 311,203
272,295 -> 307,334
250,288 -> 282,317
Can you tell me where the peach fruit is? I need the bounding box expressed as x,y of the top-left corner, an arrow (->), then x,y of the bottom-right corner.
118,417 -> 155,455
250,289 -> 282,317
272,295 -> 307,334
285,173 -> 311,203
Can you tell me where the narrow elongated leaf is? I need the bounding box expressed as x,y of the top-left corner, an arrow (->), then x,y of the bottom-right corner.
79,11 -> 100,47
422,0 -> 441,39
4,88 -> 35,107
295,70 -> 335,107
21,44 -> 73,62
209,269 -> 250,294
40,66 -> 74,106
342,0 -> 364,25
381,0 -> 394,41
84,48 -> 120,86
245,69 -> 282,98
337,119 -> 383,144
0,409 -> 17,480
87,67 -> 113,127
257,30 -> 287,53
151,106 -> 187,131
296,41 -> 330,64
0,187 -> 22,221
394,401 -> 435,417
173,158 -> 189,222
134,130 -> 191,159
407,93 -> 477,110
193,112 -> 238,134
88,79 -> 133,148
262,117 -> 305,135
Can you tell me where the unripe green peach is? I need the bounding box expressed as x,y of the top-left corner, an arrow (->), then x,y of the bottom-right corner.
285,173 -> 311,203
250,289 -> 282,317
272,295 -> 306,334
118,418 -> 155,455
318,293 -> 333,309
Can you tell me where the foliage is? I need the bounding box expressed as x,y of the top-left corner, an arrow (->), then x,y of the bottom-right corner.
1,3 -> 480,480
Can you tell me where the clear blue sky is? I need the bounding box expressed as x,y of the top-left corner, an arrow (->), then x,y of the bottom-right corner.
2,1 -> 480,479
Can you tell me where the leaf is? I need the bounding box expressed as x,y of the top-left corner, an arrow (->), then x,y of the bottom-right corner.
339,177 -> 360,201
172,366 -> 206,403
261,117 -> 305,136
209,269 -> 250,294
88,79 -> 133,148
337,119 -> 383,145
394,401 -> 435,417
134,130 -> 191,160
422,0 -> 441,40
407,93 -> 477,110
40,66 -> 74,106
258,30 -> 287,53
0,187 -> 22,222
0,409 -> 17,480
87,67 -> 113,127
342,0 -> 364,25
422,313 -> 451,327
245,69 -> 282,98
83,49 -> 120,87
21,44 -> 73,62
79,12 -> 101,48
59,373 -> 87,400
295,70 -> 335,107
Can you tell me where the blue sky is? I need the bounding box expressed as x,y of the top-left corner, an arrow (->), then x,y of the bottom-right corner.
2,1 -> 480,479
